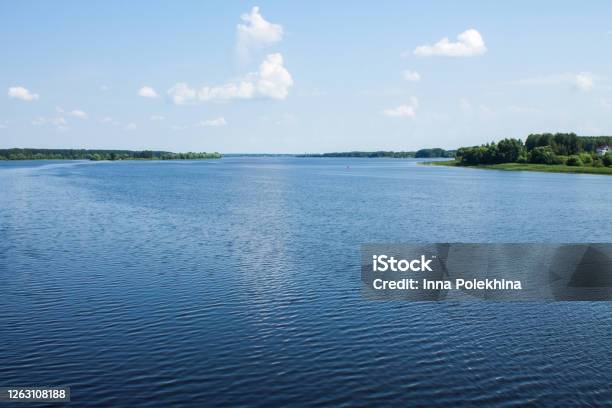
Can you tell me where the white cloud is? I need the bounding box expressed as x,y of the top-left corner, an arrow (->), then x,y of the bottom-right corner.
198,81 -> 255,101
414,29 -> 487,57
167,82 -> 197,105
150,115 -> 165,121
575,72 -> 594,91
169,53 -> 293,104
403,70 -> 421,82
68,109 -> 88,119
195,117 -> 227,127
55,107 -> 87,119
8,86 -> 39,101
99,85 -> 109,92
124,123 -> 137,131
248,53 -> 293,99
382,97 -> 419,118
138,86 -> 158,98
236,6 -> 283,61
511,72 -> 596,91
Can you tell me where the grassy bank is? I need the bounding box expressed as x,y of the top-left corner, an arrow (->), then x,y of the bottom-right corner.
426,160 -> 612,175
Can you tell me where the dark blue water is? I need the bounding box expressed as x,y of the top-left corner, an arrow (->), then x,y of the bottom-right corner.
1,158 -> 611,407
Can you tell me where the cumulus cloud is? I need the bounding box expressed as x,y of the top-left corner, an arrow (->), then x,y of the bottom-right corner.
168,53 -> 293,104
382,97 -> 419,118
8,86 -> 39,101
150,115 -> 165,121
247,53 -> 293,99
236,6 -> 283,61
403,70 -> 421,82
138,86 -> 158,98
414,29 -> 486,57
124,123 -> 137,131
195,117 -> 227,127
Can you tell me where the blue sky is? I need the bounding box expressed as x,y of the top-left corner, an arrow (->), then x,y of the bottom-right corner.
1,1 -> 612,153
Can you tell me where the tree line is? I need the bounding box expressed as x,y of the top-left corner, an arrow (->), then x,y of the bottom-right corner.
298,148 -> 454,158
456,133 -> 612,167
0,149 -> 221,161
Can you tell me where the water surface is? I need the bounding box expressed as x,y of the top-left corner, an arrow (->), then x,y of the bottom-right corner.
1,158 -> 611,406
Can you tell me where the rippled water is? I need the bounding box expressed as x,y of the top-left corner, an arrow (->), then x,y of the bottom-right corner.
1,158 -> 611,407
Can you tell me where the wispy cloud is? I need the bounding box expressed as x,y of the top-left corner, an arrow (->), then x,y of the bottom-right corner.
56,106 -> 88,119
100,116 -> 121,126
510,72 -> 597,91
32,116 -> 68,131
195,117 -> 227,127
403,70 -> 421,82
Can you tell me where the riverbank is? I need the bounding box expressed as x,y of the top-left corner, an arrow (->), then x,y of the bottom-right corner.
426,160 -> 612,175
0,148 -> 221,161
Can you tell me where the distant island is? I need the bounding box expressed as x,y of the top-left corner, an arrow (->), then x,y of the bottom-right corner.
430,133 -> 612,175
298,148 -> 455,158
0,149 -> 221,161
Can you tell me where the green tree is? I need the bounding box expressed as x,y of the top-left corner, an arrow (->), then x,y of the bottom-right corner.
529,146 -> 558,164
497,138 -> 525,163
566,155 -> 583,166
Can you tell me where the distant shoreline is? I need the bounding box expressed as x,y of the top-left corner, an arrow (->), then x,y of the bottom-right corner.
297,148 -> 455,159
0,148 -> 456,161
0,149 -> 221,161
